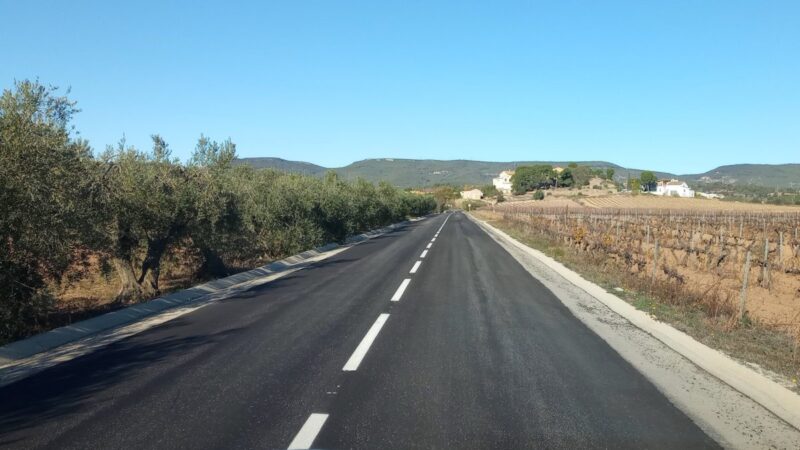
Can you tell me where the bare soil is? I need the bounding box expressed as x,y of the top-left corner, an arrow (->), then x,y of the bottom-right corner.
48,249 -> 217,330
580,194 -> 800,211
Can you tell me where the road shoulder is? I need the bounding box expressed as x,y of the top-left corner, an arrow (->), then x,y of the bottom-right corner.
468,213 -> 800,449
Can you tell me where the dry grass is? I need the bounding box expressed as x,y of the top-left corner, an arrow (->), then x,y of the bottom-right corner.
580,194 -> 800,211
46,248 -> 214,331
499,189 -> 800,212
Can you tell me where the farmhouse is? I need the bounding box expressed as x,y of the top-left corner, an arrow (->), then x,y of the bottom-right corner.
460,188 -> 484,200
653,179 -> 695,198
492,170 -> 514,194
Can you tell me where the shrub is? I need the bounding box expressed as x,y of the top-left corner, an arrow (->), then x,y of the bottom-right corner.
463,199 -> 487,210
533,190 -> 545,200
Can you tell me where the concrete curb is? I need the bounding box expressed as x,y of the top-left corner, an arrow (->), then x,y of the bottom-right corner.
468,214 -> 800,432
0,217 -> 423,366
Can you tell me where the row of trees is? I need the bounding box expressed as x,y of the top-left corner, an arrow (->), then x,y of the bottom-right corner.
510,163 -> 615,195
0,80 -> 436,341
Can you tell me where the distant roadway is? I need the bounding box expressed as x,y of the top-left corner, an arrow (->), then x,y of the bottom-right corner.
0,212 -> 719,449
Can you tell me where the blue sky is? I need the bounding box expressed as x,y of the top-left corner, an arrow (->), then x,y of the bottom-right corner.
2,0 -> 798,173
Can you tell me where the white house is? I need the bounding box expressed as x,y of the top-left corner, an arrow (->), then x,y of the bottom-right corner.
460,189 -> 484,200
492,170 -> 514,194
653,179 -> 695,198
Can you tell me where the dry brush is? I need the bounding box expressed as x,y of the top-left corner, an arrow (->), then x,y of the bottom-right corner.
496,203 -> 800,342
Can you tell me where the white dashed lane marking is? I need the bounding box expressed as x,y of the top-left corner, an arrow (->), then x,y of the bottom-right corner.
391,279 -> 411,301
342,314 -> 390,371
288,414 -> 328,449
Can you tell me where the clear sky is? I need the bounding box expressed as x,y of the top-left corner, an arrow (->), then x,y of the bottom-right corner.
2,0 -> 798,173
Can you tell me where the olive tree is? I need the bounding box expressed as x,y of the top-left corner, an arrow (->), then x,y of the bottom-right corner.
100,136 -> 195,302
188,135 -> 243,278
0,80 -> 96,339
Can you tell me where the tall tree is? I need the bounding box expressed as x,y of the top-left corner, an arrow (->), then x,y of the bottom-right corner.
629,178 -> 642,194
558,168 -> 574,187
0,80 -> 95,339
571,165 -> 593,187
188,136 -> 242,278
101,136 -> 195,301
640,171 -> 657,192
512,165 -> 554,194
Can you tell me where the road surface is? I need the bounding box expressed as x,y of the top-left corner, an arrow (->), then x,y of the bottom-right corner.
0,212 -> 719,449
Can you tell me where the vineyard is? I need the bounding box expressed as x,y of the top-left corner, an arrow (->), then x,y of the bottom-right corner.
493,203 -> 800,341
578,195 -> 800,211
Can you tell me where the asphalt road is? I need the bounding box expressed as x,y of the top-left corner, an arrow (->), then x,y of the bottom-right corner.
0,212 -> 719,449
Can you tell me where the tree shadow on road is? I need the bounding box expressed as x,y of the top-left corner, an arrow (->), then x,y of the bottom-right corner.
0,323 -> 244,443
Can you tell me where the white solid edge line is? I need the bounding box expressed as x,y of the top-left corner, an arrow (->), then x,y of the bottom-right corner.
426,242 -> 432,249
410,261 -> 422,274
391,279 -> 411,301
343,314 -> 390,371
287,413 -> 329,450
420,250 -> 428,258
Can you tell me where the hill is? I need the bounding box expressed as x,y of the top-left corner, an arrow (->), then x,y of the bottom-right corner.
683,164 -> 800,189
234,157 -> 674,188
231,157 -> 327,176
233,157 -> 799,189
333,159 -> 642,187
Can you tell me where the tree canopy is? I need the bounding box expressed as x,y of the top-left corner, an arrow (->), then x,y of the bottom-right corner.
511,165 -> 555,194
640,171 -> 657,191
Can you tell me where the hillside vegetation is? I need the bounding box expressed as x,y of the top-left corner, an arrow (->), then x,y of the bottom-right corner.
236,157 -> 800,189
231,157 -> 327,176
691,164 -> 800,189
235,157 -> 670,187
0,80 -> 436,343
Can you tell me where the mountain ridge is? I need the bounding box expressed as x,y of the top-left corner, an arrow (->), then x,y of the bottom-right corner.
233,157 -> 800,189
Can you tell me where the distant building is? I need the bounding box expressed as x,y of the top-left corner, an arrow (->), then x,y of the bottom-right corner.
698,192 -> 724,199
492,170 -> 514,194
553,166 -> 565,174
460,189 -> 484,200
653,179 -> 695,198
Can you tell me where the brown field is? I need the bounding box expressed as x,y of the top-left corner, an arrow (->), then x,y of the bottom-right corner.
579,194 -> 800,212
501,191 -> 800,212
492,202 -> 800,335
